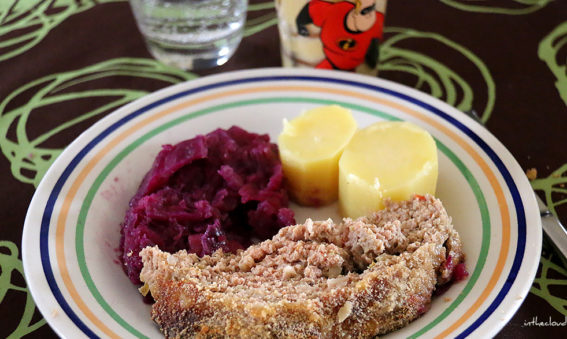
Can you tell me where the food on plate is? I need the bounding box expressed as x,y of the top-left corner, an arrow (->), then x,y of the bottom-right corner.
278,105 -> 357,206
139,194 -> 465,338
120,126 -> 295,284
339,121 -> 438,218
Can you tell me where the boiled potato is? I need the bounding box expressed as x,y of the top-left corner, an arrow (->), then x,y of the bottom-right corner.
278,105 -> 357,206
339,121 -> 438,218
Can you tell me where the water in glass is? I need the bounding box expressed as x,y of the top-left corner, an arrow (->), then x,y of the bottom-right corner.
129,0 -> 248,70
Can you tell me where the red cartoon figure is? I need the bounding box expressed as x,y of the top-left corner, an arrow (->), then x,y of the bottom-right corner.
296,0 -> 384,71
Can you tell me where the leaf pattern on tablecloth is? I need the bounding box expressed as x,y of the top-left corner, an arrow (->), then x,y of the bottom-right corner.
245,1 -> 277,37
440,0 -> 551,14
0,57 -> 196,186
530,250 -> 567,317
0,241 -> 46,338
526,20 -> 567,318
539,21 -> 567,107
532,164 -> 567,218
530,165 -> 567,313
380,27 -> 496,123
0,0 -> 125,62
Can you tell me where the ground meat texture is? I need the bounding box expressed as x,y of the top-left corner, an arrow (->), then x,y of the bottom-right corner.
139,194 -> 466,338
120,126 -> 295,284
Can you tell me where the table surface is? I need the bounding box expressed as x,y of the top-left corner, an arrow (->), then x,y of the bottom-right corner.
1,0 -> 566,338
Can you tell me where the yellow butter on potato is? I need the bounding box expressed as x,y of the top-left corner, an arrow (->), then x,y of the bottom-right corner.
278,105 -> 357,206
339,121 -> 438,218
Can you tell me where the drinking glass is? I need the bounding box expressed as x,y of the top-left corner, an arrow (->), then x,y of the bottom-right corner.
129,0 -> 248,70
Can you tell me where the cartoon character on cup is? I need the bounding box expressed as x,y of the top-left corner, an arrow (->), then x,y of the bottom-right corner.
296,0 -> 384,71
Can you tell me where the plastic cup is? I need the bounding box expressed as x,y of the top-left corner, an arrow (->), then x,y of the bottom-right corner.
275,0 -> 387,75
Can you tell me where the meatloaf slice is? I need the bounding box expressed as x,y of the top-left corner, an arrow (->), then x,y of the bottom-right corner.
139,194 -> 464,338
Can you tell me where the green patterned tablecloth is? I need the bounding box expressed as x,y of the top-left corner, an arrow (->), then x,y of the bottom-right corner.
1,0 -> 565,337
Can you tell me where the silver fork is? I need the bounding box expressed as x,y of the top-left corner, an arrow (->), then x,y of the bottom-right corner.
464,110 -> 567,259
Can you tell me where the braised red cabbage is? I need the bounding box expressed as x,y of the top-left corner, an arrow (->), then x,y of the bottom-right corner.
119,126 -> 295,284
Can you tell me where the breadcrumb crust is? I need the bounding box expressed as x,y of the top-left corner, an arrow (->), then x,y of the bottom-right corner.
139,194 -> 464,338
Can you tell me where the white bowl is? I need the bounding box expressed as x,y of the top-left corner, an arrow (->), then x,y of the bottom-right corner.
23,68 -> 540,338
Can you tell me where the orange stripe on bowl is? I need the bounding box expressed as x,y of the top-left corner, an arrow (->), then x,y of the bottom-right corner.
55,85 -> 509,337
